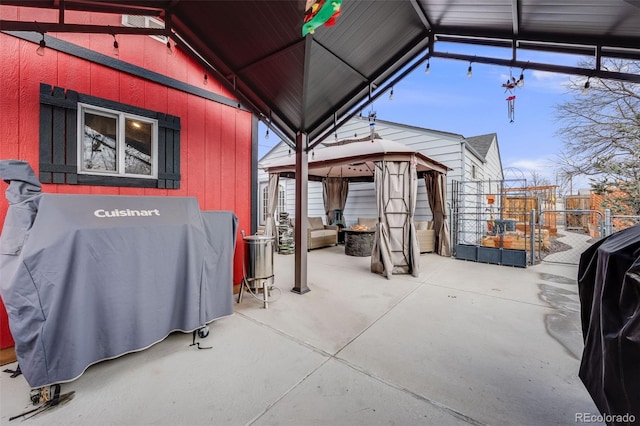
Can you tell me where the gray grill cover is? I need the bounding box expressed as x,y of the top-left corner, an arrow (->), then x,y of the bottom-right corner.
0,160 -> 236,388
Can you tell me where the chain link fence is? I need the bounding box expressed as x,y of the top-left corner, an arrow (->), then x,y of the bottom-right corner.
611,214 -> 640,234
450,181 -> 638,267
536,209 -> 603,265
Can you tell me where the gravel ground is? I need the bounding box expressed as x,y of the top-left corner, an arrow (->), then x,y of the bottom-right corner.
541,237 -> 573,257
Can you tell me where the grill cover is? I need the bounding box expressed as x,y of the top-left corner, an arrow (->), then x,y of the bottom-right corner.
577,224 -> 640,421
0,160 -> 236,387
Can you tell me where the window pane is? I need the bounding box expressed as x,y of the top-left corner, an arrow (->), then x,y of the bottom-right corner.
278,186 -> 285,213
83,112 -> 117,172
262,186 -> 269,223
124,119 -> 152,176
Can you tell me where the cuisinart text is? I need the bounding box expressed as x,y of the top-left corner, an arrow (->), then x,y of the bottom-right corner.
94,209 -> 160,218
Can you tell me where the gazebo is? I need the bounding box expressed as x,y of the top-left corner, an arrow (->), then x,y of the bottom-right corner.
262,135 -> 451,279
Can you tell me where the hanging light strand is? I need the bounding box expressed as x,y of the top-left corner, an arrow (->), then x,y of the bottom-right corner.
582,77 -> 591,96
36,33 -> 46,56
112,34 -> 119,57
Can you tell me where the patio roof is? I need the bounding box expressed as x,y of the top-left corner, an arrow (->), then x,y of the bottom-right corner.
2,1 -> 640,144
263,135 -> 451,181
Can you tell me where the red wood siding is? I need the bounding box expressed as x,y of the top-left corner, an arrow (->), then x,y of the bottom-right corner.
0,7 -> 253,348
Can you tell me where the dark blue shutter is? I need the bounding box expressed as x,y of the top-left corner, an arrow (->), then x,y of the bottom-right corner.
39,83 -> 180,188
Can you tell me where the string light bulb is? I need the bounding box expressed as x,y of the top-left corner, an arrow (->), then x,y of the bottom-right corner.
467,63 -> 473,78
166,39 -> 173,55
582,77 -> 591,96
388,87 -> 394,101
424,59 -> 431,75
36,33 -> 46,56
203,74 -> 208,85
265,128 -> 270,140
112,34 -> 119,57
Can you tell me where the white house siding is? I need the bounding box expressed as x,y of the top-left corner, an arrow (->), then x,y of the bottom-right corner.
482,138 -> 504,183
455,135 -> 505,245
258,117 -> 503,233
336,118 -> 464,226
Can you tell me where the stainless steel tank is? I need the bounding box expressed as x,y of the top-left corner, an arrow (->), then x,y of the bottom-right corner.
243,234 -> 274,289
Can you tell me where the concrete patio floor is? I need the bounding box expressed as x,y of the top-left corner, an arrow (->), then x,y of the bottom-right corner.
1,246 -> 601,425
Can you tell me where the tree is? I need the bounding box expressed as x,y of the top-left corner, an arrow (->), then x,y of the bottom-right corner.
555,59 -> 640,215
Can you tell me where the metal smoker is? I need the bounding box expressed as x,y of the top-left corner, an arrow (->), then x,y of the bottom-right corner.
238,230 -> 274,308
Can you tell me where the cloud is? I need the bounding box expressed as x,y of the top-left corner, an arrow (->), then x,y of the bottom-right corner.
390,86 -> 478,107
527,70 -> 572,93
505,157 -> 555,176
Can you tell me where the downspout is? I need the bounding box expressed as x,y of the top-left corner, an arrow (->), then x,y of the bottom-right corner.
461,139 -> 466,182
251,115 -> 259,234
460,138 -> 466,245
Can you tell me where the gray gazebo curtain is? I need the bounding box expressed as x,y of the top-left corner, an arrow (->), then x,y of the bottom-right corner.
408,159 -> 420,276
371,160 -> 419,279
322,177 -> 349,225
264,172 -> 279,239
425,171 -> 451,256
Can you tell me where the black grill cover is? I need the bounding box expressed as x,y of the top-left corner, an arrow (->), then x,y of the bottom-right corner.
578,224 -> 640,423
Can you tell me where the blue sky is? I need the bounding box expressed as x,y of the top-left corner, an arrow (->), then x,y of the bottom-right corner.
258,43 -> 591,189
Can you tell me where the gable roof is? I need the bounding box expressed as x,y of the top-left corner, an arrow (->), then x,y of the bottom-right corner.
466,134 -> 497,162
259,118 -> 500,166
368,118 -> 465,141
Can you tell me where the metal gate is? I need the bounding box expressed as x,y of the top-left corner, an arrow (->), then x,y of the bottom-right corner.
451,178 -> 533,267
536,209 -> 604,265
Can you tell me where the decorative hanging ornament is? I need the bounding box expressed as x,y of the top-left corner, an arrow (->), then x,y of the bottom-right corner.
506,95 -> 516,123
501,70 -> 520,123
302,0 -> 342,36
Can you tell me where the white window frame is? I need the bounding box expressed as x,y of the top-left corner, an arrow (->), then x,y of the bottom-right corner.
259,181 -> 286,226
77,103 -> 158,179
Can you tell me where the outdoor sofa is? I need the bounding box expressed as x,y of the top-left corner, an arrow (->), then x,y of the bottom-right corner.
307,217 -> 338,250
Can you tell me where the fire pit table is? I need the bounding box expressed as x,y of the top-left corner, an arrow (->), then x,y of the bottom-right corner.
344,228 -> 375,257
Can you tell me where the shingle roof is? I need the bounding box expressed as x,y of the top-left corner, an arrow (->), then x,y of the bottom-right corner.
465,134 -> 497,161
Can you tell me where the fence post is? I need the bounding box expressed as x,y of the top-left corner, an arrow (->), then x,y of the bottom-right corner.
604,209 -> 612,237
530,209 -> 535,265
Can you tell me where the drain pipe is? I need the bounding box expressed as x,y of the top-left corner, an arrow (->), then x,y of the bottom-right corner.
460,139 -> 466,247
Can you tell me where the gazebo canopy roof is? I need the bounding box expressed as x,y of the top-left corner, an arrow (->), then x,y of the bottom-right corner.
263,135 -> 450,182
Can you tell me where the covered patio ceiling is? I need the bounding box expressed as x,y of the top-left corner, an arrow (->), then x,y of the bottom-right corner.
2,0 -> 640,146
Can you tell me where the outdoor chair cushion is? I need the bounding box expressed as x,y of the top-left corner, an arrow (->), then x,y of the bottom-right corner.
308,216 -> 325,230
312,229 -> 337,238
415,220 -> 434,230
415,221 -> 435,253
307,217 -> 338,250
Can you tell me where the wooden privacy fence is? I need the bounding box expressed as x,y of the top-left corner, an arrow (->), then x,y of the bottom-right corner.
502,195 -> 557,235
